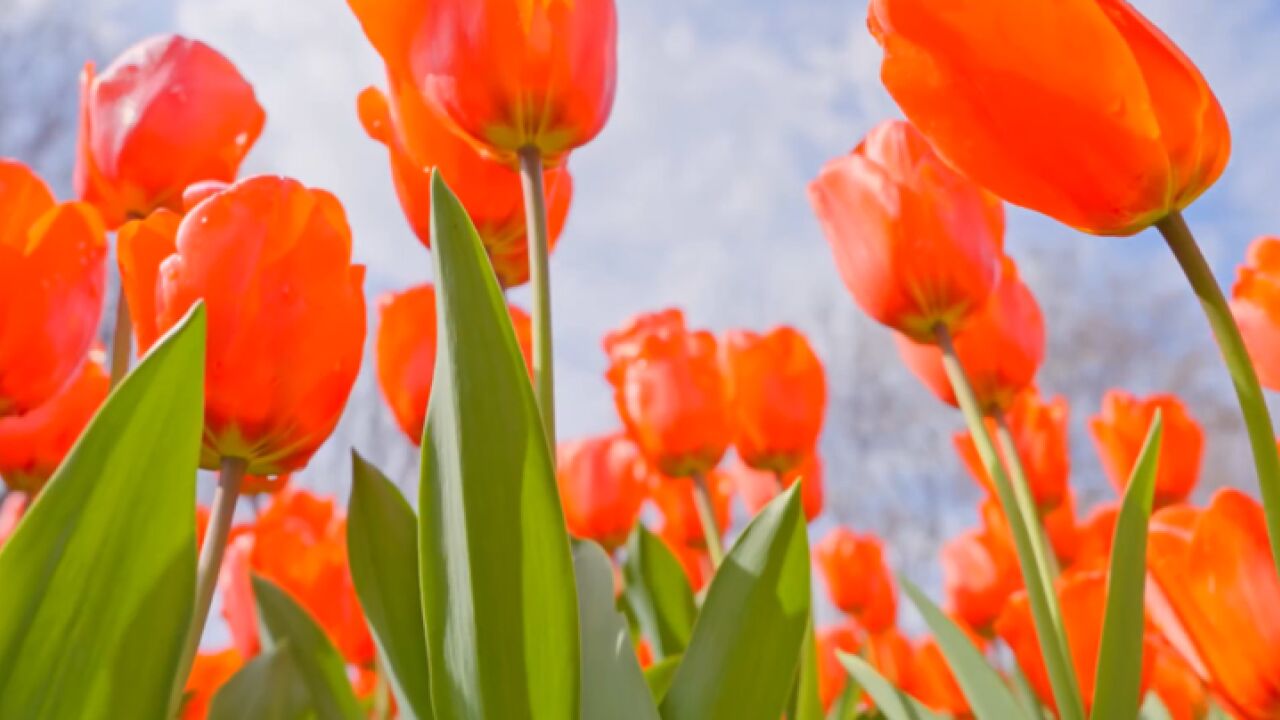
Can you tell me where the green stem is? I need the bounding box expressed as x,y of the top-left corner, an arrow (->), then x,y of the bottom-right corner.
1158,211 -> 1280,577
109,288 -> 133,388
168,456 -> 247,718
691,472 -> 725,566
993,412 -> 1060,580
935,325 -> 1084,720
517,146 -> 556,451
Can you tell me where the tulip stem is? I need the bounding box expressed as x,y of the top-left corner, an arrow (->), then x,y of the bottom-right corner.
517,146 -> 557,451
692,472 -> 725,566
168,456 -> 247,718
1158,211 -> 1280,577
935,325 -> 1084,720
109,289 -> 132,388
993,411 -> 1060,579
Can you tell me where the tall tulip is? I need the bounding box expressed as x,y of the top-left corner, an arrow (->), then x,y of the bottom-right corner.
1090,391 -> 1203,508
814,527 -> 897,633
556,432 -> 648,551
809,120 -> 1004,342
954,389 -> 1069,511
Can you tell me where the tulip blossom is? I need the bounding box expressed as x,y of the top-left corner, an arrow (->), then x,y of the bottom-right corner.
1148,489 -> 1280,718
0,351 -> 108,493
410,0 -> 618,165
0,160 -> 107,418
1233,237 -> 1280,391
896,258 -> 1045,413
181,648 -> 242,719
0,493 -> 28,549
908,636 -> 971,717
1073,501 -> 1120,571
605,310 -> 731,478
375,283 -> 532,445
119,176 -> 366,475
556,432 -> 648,551
868,0 -> 1229,236
979,492 -> 1079,572
648,471 -> 731,551
356,79 -> 573,288
75,35 -> 265,228
116,210 -> 182,352
808,120 -> 1004,342
1090,391 -> 1203,508
1150,642 -> 1209,720
816,623 -> 862,710
866,628 -> 916,699
727,453 -> 824,522
954,389 -> 1069,511
721,327 -> 827,473
941,526 -> 1020,633
814,527 -> 897,633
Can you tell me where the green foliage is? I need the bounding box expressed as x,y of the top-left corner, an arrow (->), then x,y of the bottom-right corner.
624,525 -> 698,659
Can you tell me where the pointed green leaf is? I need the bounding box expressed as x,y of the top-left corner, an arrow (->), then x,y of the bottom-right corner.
419,173 -> 579,719
0,305 -> 206,719
1091,414 -> 1163,720
837,653 -> 943,720
660,486 -> 810,720
347,452 -> 432,719
207,642 -> 313,720
623,524 -> 698,659
252,575 -> 362,719
901,578 -> 1028,719
644,656 -> 681,703
789,616 -> 824,720
573,541 -> 660,719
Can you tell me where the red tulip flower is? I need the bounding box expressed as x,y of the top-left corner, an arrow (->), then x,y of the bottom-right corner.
0,160 -> 107,418
375,283 -> 532,445
814,527 -> 897,633
908,636 -> 972,717
648,471 -> 731,551
556,432 -> 648,551
1150,642 -> 1210,720
868,0 -> 1229,236
896,258 -> 1045,413
815,623 -> 862,710
728,453 -> 824,522
1233,237 -> 1280,391
809,120 -> 1004,342
76,35 -> 265,228
0,351 -> 108,493
1073,501 -> 1120,572
118,176 -> 366,475
1090,390 -> 1203,508
721,327 -> 826,473
954,389 -> 1069,511
181,648 -> 242,720
941,526 -> 1021,634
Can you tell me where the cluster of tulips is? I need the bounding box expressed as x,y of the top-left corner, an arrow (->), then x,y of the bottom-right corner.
2,0 -> 1280,718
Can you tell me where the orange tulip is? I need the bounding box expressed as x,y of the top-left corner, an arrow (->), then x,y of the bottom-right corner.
997,568 -> 1154,714
941,526 -> 1021,633
721,327 -> 827,473
119,176 -> 366,475
816,623 -> 863,710
954,389 -> 1069,511
75,35 -> 265,228
909,636 -> 972,717
1073,501 -> 1120,571
1090,390 -> 1203,508
979,491 -> 1079,571
375,283 -> 532,445
808,120 -> 1004,342
556,432 -> 648,551
0,350 -> 108,493
356,78 -> 573,288
648,471 -> 731,551
181,648 -> 242,720
868,0 -> 1230,236
1148,489 -> 1280,718
867,627 -> 916,700
1150,641 -> 1210,720
117,209 -> 182,352
1233,237 -> 1280,392
895,258 -> 1044,413
814,527 -> 897,633
727,453 -> 824,522
0,160 -> 107,418
605,310 -> 731,478
0,492 -> 28,549
410,0 -> 618,164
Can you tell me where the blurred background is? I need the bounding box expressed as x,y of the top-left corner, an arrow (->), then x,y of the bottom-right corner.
4,0 -> 1279,610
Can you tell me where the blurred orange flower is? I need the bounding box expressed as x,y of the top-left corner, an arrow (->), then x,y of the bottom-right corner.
721,327 -> 826,474
375,283 -> 532,445
867,627 -> 916,701
1090,391 -> 1203,508
908,636 -> 972,717
727,453 -> 824,522
895,258 -> 1044,413
979,492 -> 1079,572
815,527 -> 897,633
1233,237 -> 1280,391
1073,501 -> 1120,572
954,389 -> 1069,511
0,350 -> 108,493
75,35 -> 265,228
1150,641 -> 1210,720
121,176 -> 366,475
868,0 -> 1229,236
941,526 -> 1020,634
648,471 -> 731,552
0,160 -> 106,419
808,120 -> 1004,342
181,648 -> 242,719
815,623 -> 862,710
556,432 -> 648,552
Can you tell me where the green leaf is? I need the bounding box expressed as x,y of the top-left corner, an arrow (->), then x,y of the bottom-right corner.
347,452 -> 432,720
644,656 -> 682,704
901,579 -> 1029,720
1091,413 -> 1163,720
418,173 -> 579,718
1138,693 -> 1173,720
623,525 -> 698,659
825,681 -> 860,720
0,304 -> 206,719
207,643 -> 313,720
837,653 -> 943,720
252,575 -> 362,719
788,617 -> 824,720
573,541 -> 660,719
660,486 -> 810,720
